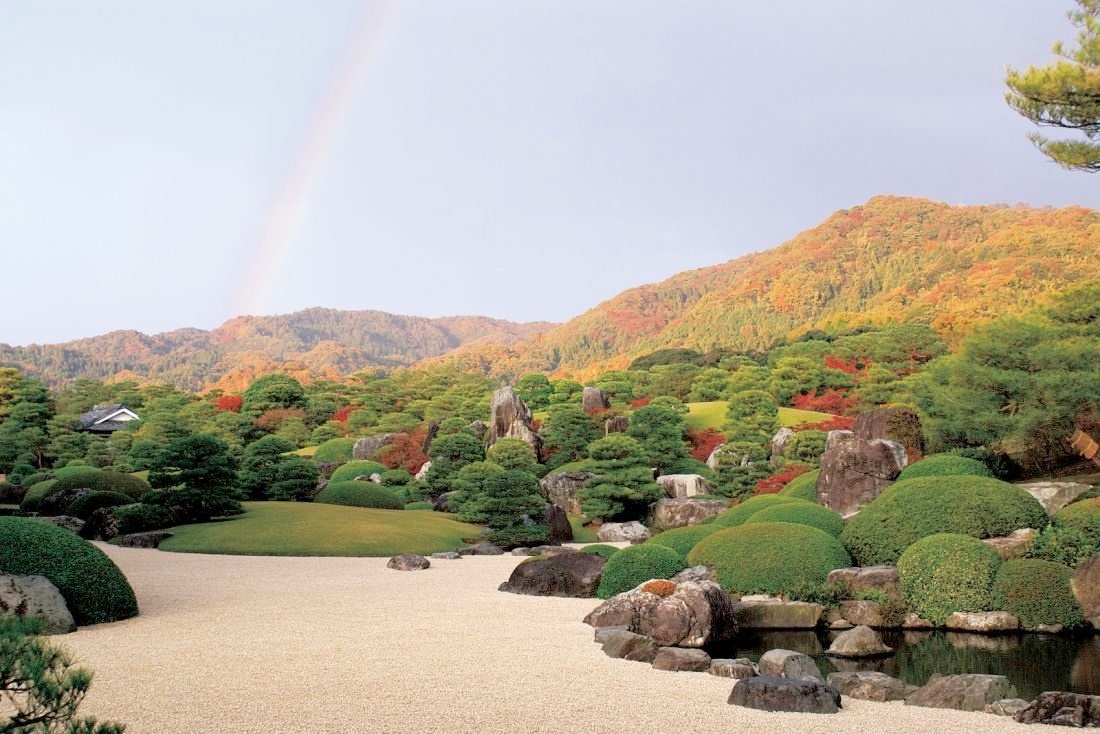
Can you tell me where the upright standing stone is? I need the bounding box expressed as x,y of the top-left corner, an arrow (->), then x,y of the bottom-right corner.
817,431 -> 907,517
853,407 -> 926,459
486,386 -> 542,457
582,386 -> 612,412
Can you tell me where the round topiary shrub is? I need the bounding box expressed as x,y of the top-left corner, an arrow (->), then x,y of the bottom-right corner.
328,461 -> 389,484
596,544 -> 686,599
404,501 -> 433,510
840,476 -> 1048,566
19,479 -> 58,512
579,544 -> 619,559
111,503 -> 177,535
28,471 -> 152,511
646,525 -> 721,560
1052,498 -> 1100,545
778,469 -> 820,502
313,481 -> 403,510
0,516 -> 138,625
897,533 -> 1002,626
686,522 -> 852,597
312,438 -> 358,464
53,464 -> 95,479
897,453 -> 995,481
66,491 -> 135,520
712,494 -> 802,528
991,559 -> 1084,629
20,472 -> 49,487
743,501 -> 844,537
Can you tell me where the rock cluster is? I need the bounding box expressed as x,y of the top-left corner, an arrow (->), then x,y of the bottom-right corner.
816,430 -> 907,516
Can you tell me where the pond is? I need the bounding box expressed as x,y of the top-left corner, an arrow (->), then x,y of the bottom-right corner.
707,629 -> 1100,701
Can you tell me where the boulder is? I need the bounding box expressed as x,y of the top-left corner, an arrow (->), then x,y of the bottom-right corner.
671,566 -> 715,584
467,420 -> 487,442
816,431 -> 907,517
538,471 -> 596,516
1073,553 -> 1100,628
1018,481 -> 1092,516
604,415 -> 630,435
652,647 -> 712,672
985,698 -> 1030,717
37,488 -> 93,516
983,528 -> 1038,560
583,580 -> 736,648
0,574 -> 76,635
905,673 -> 1017,711
34,515 -> 84,535
544,503 -> 573,543
944,611 -> 1020,633
728,677 -> 841,714
826,671 -> 915,702
852,407 -> 925,459
486,386 -> 542,456
705,445 -> 724,469
770,427 -> 796,459
387,554 -> 430,571
656,474 -> 712,499
80,506 -> 121,541
117,531 -> 173,549
581,386 -> 611,412
1015,691 -> 1100,726
498,552 -> 606,598
902,613 -> 935,630
709,658 -> 757,679
461,543 -> 505,556
731,600 -> 823,629
757,649 -> 823,681
838,600 -> 887,628
600,629 -> 659,663
430,551 -> 461,560
352,434 -> 395,461
825,625 -> 893,658
593,626 -> 627,643
528,545 -> 577,557
414,460 -> 432,481
0,483 -> 27,504
649,498 -> 728,531
596,521 -> 651,544
827,566 -> 902,602
431,491 -> 459,513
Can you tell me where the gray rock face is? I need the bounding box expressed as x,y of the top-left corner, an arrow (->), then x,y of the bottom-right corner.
387,554 -> 430,571
352,434 -> 395,461
852,407 -> 925,458
905,673 -> 1018,711
118,531 -> 173,548
538,471 -> 596,516
710,658 -> 757,679
983,528 -> 1038,560
461,542 -> 505,556
758,649 -> 823,681
838,600 -> 887,627
604,415 -> 630,435
596,521 -> 651,544
827,671 -> 915,702
34,515 -> 85,535
817,431 -> 907,517
0,574 -> 76,635
414,460 -> 432,481
731,600 -> 824,629
583,580 -> 736,648
1073,553 -> 1100,628
652,646 -> 712,672
581,386 -> 611,412
81,506 -> 121,541
544,503 -> 573,543
486,386 -> 542,456
600,629 -> 659,662
38,488 -> 93,516
1019,481 -> 1092,516
944,611 -> 1020,633
826,625 -> 893,658
1015,691 -> 1100,726
827,566 -> 901,602
985,698 -> 1030,717
770,427 -> 796,459
430,552 -> 461,560
656,474 -> 712,499
498,552 -> 606,598
902,612 -> 935,629
728,676 -> 841,714
671,566 -> 715,584
649,498 -> 728,531
705,445 -> 724,469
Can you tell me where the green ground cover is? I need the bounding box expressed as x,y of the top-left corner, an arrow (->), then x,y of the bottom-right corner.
569,515 -> 599,543
685,402 -> 834,430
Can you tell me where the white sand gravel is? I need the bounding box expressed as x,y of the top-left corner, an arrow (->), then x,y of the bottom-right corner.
56,546 -> 1036,734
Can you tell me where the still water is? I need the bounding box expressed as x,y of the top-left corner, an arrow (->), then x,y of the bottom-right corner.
708,629 -> 1100,701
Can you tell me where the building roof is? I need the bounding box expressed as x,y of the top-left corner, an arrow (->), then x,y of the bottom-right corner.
77,403 -> 140,433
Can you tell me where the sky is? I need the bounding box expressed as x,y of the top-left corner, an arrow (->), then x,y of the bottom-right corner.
0,1 -> 1096,346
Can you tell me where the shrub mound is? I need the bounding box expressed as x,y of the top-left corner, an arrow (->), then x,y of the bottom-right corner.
312,438 -> 358,464
686,522 -> 852,597
1052,498 -> 1100,545
0,516 -> 138,625
646,525 -> 721,560
579,544 -> 619,559
66,491 -> 135,520
24,471 -> 152,512
328,461 -> 389,484
778,469 -> 819,502
897,453 -> 995,481
744,501 -> 844,537
840,476 -> 1048,566
404,501 -> 433,510
19,479 -> 58,512
313,481 -> 404,510
596,544 -> 686,599
897,533 -> 1002,626
991,559 -> 1084,629
712,494 -> 801,527
53,465 -> 95,479
111,504 -> 178,535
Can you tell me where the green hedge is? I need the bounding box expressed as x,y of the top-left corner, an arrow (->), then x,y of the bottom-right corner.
646,525 -> 721,560
66,491 -> 135,520
328,461 -> 389,483
778,470 -> 819,502
23,470 -> 151,512
19,479 -> 58,512
312,438 -> 358,464
896,453 -> 995,481
897,533 -> 1001,626
111,503 -> 177,535
712,494 -> 801,528
579,544 -> 619,559
54,465 -> 95,479
744,501 -> 844,537
1052,499 -> 1100,546
840,476 -> 1048,566
0,516 -> 138,625
686,522 -> 852,597
991,559 -> 1084,629
404,501 -> 433,510
313,481 -> 404,510
596,544 -> 686,599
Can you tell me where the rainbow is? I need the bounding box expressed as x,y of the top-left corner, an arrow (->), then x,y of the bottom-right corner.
235,0 -> 399,318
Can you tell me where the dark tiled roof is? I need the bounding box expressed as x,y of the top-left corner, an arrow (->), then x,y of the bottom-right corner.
77,404 -> 138,432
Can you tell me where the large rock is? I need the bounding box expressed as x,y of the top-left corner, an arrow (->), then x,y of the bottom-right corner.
1073,553 -> 1100,628
604,415 -> 630,435
1018,481 -> 1092,516
461,542 -> 505,556
985,698 -> 1030,717
581,386 -> 611,412
499,552 -> 606,598
81,506 -> 121,541
0,483 -> 27,504
649,498 -> 728,531
414,460 -> 432,481
728,677 -> 841,714
1015,691 -> 1100,727
944,611 -> 1020,633
118,531 -> 173,548
826,625 -> 893,658
583,580 -> 736,648
827,671 -> 915,702
34,515 -> 85,535
0,574 -> 76,635
600,629 -> 658,662
838,600 -> 887,627
758,649 -> 823,681
486,386 -> 542,456
710,658 -> 757,679
816,431 -> 907,517
827,566 -> 901,602
705,445 -> 724,469
905,673 -> 1017,711
671,566 -> 715,584
853,406 -> 926,459
652,647 -> 711,672
538,470 -> 596,516
770,427 -> 796,459
544,503 -> 573,543
37,488 -> 93,516
352,434 -> 395,461
656,474 -> 712,499
596,521 -> 651,544
431,491 -> 458,512
983,528 -> 1038,560
387,554 -> 430,571
731,600 -> 823,629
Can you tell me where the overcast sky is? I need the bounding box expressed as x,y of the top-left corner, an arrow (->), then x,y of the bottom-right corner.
1,1 -> 1095,346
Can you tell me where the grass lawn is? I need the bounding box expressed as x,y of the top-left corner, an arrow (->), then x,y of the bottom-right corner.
158,502 -> 483,557
685,401 -> 834,430
291,446 -> 318,458
569,515 -> 599,543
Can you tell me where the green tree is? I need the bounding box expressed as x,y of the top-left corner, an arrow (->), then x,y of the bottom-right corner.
449,461 -> 506,522
541,404 -> 598,470
712,442 -> 770,500
267,457 -> 320,501
147,434 -> 243,522
241,375 -> 307,417
547,379 -> 584,406
723,389 -> 779,445
480,470 -> 549,548
0,373 -> 53,471
626,405 -> 689,474
688,367 -> 731,402
238,435 -> 297,500
423,432 -> 485,495
516,374 -> 553,412
1006,0 -> 1100,171
486,438 -> 538,473
578,434 -> 663,521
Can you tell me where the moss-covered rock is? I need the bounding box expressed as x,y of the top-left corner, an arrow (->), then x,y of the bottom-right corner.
991,559 -> 1084,629
897,533 -> 1002,626
596,544 -> 686,599
313,481 -> 403,510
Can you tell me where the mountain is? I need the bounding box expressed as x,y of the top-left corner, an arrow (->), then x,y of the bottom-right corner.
430,196 -> 1100,379
0,309 -> 555,391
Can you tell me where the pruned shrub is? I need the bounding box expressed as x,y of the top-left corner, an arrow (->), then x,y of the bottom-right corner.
579,544 -> 619,559
53,465 -> 94,479
778,469 -> 819,502
404,501 -> 433,510
897,533 -> 1002,626
111,503 -> 177,535
328,460 -> 389,484
686,522 -> 852,597
0,516 -> 138,625
596,544 -> 686,599
840,476 -> 1048,566
896,453 -> 995,481
992,559 -> 1085,629
645,525 -> 721,560
66,491 -> 134,520
1052,498 -> 1100,546
712,494 -> 801,528
25,471 -> 151,513
19,479 -> 58,512
313,481 -> 403,510
312,438 -> 358,464
744,501 -> 844,537
1026,523 -> 1099,568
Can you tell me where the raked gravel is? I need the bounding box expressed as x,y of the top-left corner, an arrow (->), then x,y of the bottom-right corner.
59,545 -> 1035,734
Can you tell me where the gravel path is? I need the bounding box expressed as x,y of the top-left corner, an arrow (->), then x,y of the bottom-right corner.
59,546 -> 1034,733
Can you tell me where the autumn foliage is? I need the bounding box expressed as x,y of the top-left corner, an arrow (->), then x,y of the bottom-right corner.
377,430 -> 429,474
792,389 -> 858,415
754,464 -> 811,495
688,427 -> 725,462
213,395 -> 242,413
800,416 -> 856,432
